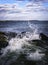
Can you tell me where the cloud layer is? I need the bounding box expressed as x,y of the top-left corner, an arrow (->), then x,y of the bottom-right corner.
0,2 -> 48,20
16,0 -> 48,2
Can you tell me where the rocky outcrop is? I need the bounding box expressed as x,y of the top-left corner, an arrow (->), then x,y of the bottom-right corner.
40,33 -> 48,41
32,33 -> 48,53
0,32 -> 8,50
6,32 -> 17,40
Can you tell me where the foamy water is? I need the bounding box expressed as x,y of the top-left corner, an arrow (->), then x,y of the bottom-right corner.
1,31 -> 45,61
26,50 -> 45,61
0,21 -> 46,65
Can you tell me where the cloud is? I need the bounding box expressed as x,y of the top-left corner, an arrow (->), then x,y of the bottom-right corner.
15,0 -> 48,2
25,2 -> 48,12
0,2 -> 48,20
29,0 -> 48,2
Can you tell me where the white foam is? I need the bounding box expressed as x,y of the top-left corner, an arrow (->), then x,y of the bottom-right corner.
26,50 -> 45,61
1,23 -> 45,61
2,36 -> 31,55
28,21 -> 38,34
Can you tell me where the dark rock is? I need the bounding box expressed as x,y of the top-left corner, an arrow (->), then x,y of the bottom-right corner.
32,40 -> 44,47
0,41 -> 8,48
16,31 -> 26,38
18,31 -> 26,38
0,52 -> 2,55
8,32 -> 17,37
0,32 -> 6,35
32,40 -> 48,51
39,33 -> 48,48
18,34 -> 22,38
40,33 -> 48,41
0,32 -> 8,49
21,31 -> 26,34
6,32 -> 17,39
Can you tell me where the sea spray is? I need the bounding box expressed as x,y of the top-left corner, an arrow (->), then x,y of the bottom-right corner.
28,21 -> 38,34
1,31 -> 45,61
1,35 -> 32,55
0,23 -> 45,65
26,50 -> 45,61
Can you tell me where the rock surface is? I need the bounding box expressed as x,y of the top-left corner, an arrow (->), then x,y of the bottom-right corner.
40,33 -> 48,41
0,32 -> 8,49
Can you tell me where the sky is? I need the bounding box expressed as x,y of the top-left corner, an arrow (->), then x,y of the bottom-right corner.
0,0 -> 48,20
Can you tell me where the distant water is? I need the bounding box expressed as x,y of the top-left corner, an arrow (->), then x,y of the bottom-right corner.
0,21 -> 48,35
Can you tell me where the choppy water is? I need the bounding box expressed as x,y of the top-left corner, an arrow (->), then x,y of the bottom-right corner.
0,21 -> 48,65
0,21 -> 48,34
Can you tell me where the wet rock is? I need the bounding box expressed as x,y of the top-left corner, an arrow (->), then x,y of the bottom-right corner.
16,31 -> 26,38
32,40 -> 44,47
0,32 -> 6,35
16,33 -> 22,38
32,39 -> 48,50
0,32 -> 8,49
10,54 -> 36,65
0,41 -> 8,48
39,33 -> 48,48
40,33 -> 48,41
21,31 -> 26,34
7,32 -> 17,38
5,32 -> 17,40
18,31 -> 26,38
31,33 -> 48,49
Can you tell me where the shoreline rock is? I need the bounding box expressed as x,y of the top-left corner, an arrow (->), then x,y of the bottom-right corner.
40,33 -> 48,41
0,32 -> 8,50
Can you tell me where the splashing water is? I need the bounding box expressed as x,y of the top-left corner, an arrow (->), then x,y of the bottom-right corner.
0,21 -> 45,65
26,50 -> 45,61
28,21 -> 38,34
1,31 -> 45,61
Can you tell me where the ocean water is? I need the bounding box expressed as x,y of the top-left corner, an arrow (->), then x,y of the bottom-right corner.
0,21 -> 48,65
0,21 -> 48,35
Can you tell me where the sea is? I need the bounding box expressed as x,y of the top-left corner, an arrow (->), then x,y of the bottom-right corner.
0,21 -> 48,35
0,20 -> 48,65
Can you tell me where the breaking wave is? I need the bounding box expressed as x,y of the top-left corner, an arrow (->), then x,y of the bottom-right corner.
0,22 -> 46,65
